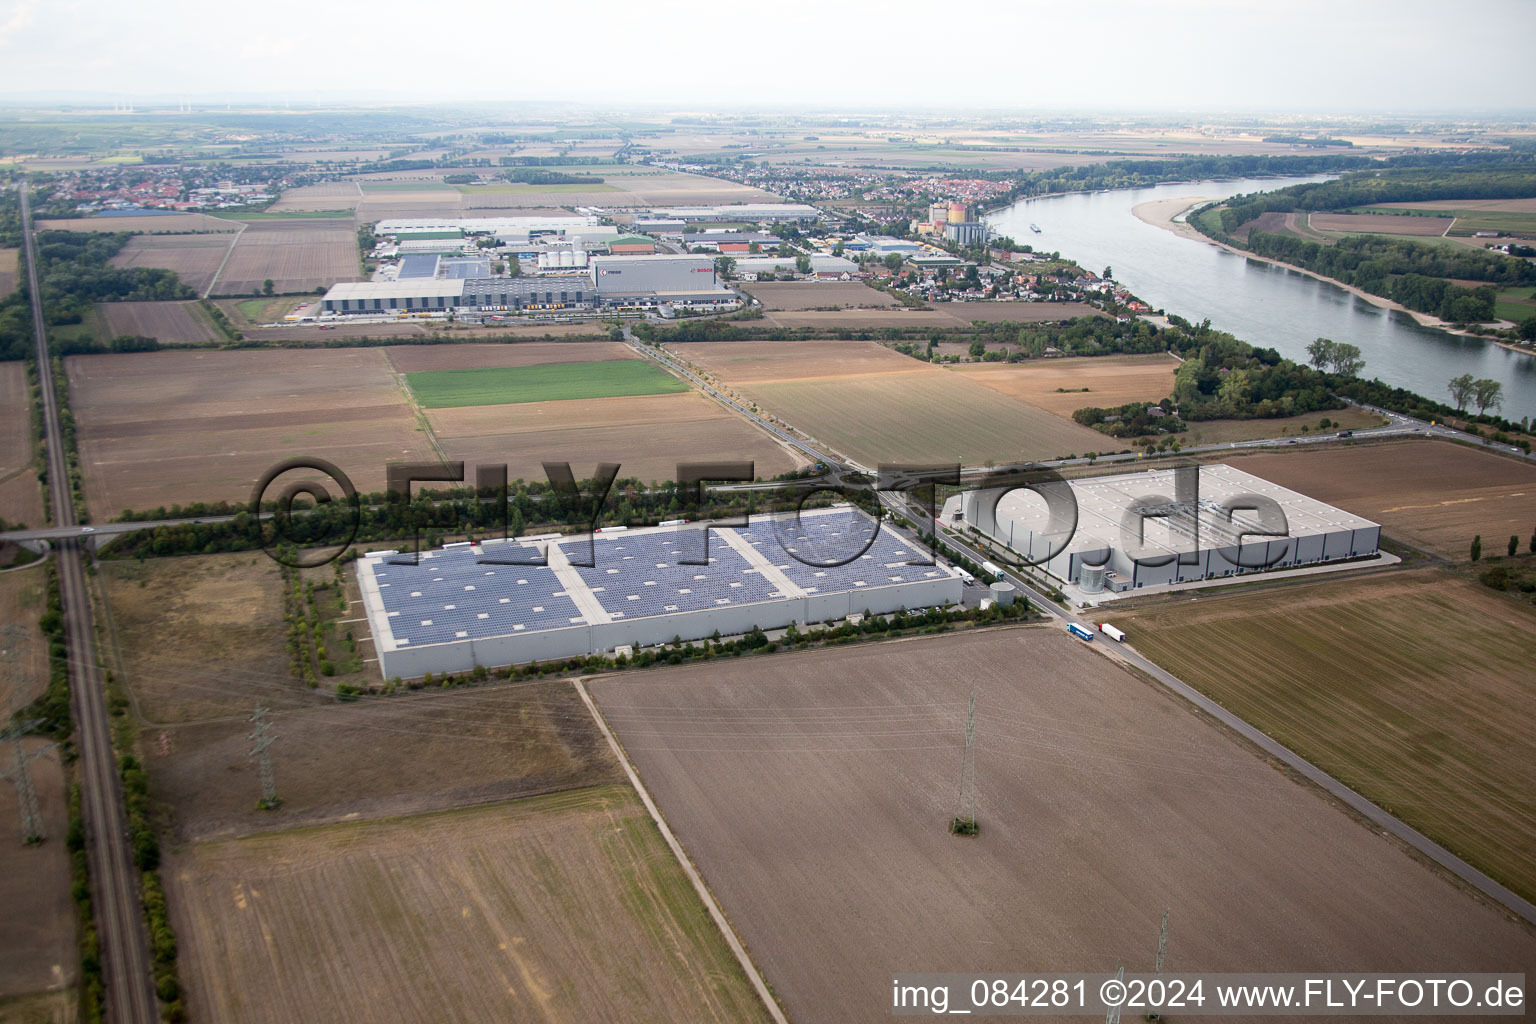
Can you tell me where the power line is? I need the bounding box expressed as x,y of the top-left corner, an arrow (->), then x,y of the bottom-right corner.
248,707 -> 278,809
951,688 -> 977,836
1105,963 -> 1123,1024
2,625 -> 54,844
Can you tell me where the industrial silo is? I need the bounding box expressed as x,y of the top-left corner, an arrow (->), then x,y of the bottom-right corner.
1078,564 -> 1106,593
988,581 -> 1016,607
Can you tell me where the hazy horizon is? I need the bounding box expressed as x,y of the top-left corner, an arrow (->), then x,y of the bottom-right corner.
1,0 -> 1532,115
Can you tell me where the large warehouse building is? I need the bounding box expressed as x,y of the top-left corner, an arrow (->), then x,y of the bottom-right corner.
320,254 -> 733,314
358,508 -> 962,678
961,463 -> 1380,592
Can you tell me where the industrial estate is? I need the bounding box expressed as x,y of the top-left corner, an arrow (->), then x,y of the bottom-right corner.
2,29 -> 1535,1024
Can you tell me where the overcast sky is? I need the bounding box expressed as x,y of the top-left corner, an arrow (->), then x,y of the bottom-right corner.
1,0 -> 1532,114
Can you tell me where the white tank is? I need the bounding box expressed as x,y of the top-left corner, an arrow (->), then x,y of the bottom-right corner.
559,250 -> 575,267
537,252 -> 551,268
572,249 -> 587,267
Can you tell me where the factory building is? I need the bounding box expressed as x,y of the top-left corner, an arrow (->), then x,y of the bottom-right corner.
590,253 -> 719,295
459,277 -> 591,310
321,280 -> 464,314
323,254 -> 732,314
945,221 -> 989,245
358,507 -> 963,678
961,464 -> 1380,592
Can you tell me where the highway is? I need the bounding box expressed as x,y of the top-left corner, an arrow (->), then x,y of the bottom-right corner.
19,182 -> 159,1023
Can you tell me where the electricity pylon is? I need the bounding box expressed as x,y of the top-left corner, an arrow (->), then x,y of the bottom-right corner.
1,626 -> 54,844
951,690 -> 977,835
0,719 -> 53,844
248,707 -> 278,809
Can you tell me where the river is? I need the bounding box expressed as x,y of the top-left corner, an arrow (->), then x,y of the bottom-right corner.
986,176 -> 1536,422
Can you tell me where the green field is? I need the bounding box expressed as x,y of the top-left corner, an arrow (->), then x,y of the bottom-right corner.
1114,567 -> 1536,904
406,360 -> 688,408
1494,286 -> 1536,322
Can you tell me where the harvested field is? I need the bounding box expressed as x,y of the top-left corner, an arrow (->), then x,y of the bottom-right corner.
1231,439 -> 1536,558
0,247 -> 17,298
66,348 -> 430,519
672,338 -> 926,385
0,743 -> 72,1007
354,196 -> 465,222
746,372 -> 1107,464
0,572 -> 73,1009
0,471 -> 44,531
213,219 -> 361,296
406,360 -> 686,408
109,234 -> 236,294
1114,568 -> 1536,903
590,628 -> 1536,1024
266,182 -> 362,213
0,362 -> 31,479
428,392 -> 801,486
145,678 -> 622,842
933,300 -> 1104,324
948,354 -> 1180,417
1373,198 -> 1536,214
760,301 -> 1102,329
1310,213 -> 1454,236
96,300 -> 219,345
384,341 -> 631,373
100,553 -> 297,724
0,570 -> 47,708
36,213 -> 238,233
763,308 -> 964,329
742,281 -> 893,310
675,340 -> 1103,464
169,787 -> 771,1024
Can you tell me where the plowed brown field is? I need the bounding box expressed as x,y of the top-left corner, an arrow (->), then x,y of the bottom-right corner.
1115,567 -> 1536,903
168,787 -> 772,1024
949,353 -> 1180,416
591,628 -> 1536,1024
66,349 -> 429,518
1233,439 -> 1536,558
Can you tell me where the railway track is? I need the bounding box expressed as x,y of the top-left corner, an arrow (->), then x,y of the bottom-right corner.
19,182 -> 158,1024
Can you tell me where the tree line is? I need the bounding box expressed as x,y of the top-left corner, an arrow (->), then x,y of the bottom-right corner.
1233,231 -> 1532,322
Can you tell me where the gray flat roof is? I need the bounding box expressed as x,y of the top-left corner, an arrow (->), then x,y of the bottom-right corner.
324,280 -> 465,300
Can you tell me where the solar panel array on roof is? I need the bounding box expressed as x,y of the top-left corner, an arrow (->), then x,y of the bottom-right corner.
440,258 -> 492,280
736,509 -> 948,594
369,546 -> 584,647
571,530 -> 780,619
360,508 -> 964,680
397,253 -> 440,279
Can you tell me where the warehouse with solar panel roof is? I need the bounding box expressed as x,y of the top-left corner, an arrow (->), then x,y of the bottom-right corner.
358,507 -> 963,678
